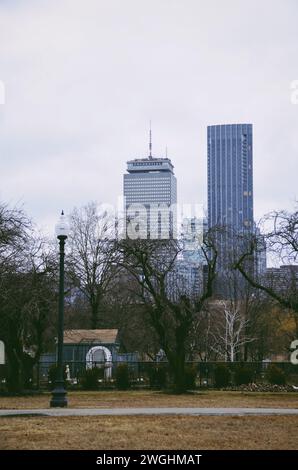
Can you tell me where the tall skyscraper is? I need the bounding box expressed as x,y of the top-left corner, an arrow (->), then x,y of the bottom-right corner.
123,132 -> 177,239
207,124 -> 255,297
207,123 -> 253,233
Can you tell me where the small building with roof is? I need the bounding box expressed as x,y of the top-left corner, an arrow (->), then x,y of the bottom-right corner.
63,329 -> 120,379
39,329 -> 132,383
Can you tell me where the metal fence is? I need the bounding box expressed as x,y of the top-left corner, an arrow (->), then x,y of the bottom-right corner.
1,361 -> 297,390
36,360 -> 298,390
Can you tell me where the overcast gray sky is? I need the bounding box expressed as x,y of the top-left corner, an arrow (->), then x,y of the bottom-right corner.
0,0 -> 297,234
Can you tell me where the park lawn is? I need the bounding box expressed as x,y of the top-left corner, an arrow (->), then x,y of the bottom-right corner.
0,415 -> 297,450
0,390 -> 298,409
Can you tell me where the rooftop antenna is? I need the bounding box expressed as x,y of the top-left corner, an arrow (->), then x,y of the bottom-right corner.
149,120 -> 152,159
165,146 -> 168,158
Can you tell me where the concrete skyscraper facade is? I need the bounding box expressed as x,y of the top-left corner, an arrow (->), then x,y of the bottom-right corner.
123,134 -> 177,239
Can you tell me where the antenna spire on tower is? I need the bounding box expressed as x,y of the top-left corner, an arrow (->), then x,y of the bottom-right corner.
149,121 -> 152,159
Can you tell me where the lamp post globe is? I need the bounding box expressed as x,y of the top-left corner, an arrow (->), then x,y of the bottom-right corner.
50,211 -> 69,408
55,210 -> 69,238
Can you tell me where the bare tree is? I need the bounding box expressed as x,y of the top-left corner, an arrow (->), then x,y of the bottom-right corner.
234,205 -> 298,333
0,203 -> 57,391
119,231 -> 218,393
0,203 -> 31,269
211,300 -> 255,362
67,202 -> 121,328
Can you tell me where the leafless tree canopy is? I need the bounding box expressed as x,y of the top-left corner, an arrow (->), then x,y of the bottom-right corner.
67,202 -> 121,328
118,230 -> 218,392
0,203 -> 58,391
234,205 -> 298,316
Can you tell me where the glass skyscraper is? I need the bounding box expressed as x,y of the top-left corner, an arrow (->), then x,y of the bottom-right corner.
207,123 -> 255,294
207,123 -> 254,233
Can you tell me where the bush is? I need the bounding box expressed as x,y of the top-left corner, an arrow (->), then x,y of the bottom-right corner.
80,368 -> 104,390
48,365 -> 67,390
234,365 -> 254,385
266,364 -> 286,385
148,366 -> 168,389
0,365 -> 7,393
184,365 -> 197,390
214,364 -> 231,388
116,364 -> 130,390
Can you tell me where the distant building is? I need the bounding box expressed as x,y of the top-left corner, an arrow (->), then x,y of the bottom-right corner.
207,124 -> 255,296
177,216 -> 206,296
207,123 -> 254,235
254,226 -> 267,278
172,259 -> 203,298
123,131 -> 177,239
264,265 -> 298,294
181,216 -> 206,264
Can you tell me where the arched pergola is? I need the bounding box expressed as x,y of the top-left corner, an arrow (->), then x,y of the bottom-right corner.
86,346 -> 113,379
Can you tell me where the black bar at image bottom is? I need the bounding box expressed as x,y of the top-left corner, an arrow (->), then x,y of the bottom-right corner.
0,450 -> 297,466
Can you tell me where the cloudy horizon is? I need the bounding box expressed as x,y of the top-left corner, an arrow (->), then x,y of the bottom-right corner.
0,0 -> 297,235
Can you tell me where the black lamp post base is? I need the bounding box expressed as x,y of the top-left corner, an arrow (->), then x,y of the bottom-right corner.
50,382 -> 68,408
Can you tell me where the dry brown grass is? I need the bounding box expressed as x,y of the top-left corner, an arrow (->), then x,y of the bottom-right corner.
0,390 -> 298,410
1,415 -> 297,450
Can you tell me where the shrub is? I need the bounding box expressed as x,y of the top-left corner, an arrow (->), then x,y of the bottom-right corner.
0,372 -> 7,393
48,365 -> 67,389
234,365 -> 254,385
148,366 -> 168,389
116,364 -> 130,390
266,364 -> 286,385
214,364 -> 231,388
81,368 -> 104,390
184,365 -> 197,390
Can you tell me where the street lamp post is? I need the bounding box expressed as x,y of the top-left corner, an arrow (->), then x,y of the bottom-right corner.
50,211 -> 69,408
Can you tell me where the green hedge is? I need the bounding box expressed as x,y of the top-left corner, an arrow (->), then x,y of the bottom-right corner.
80,368 -> 104,390
214,364 -> 231,388
116,364 -> 130,390
184,365 -> 197,390
266,364 -> 286,385
234,365 -> 254,385
149,366 -> 168,389
48,365 -> 67,390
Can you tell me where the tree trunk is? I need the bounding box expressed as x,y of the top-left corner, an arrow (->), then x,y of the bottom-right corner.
171,335 -> 187,394
6,349 -> 24,393
91,303 -> 99,329
230,345 -> 235,362
172,354 -> 186,393
91,296 -> 102,328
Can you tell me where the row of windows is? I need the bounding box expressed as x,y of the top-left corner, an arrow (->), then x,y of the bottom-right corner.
125,188 -> 172,191
125,187 -> 175,191
124,179 -> 172,183
126,195 -> 173,199
125,176 -> 173,179
131,161 -> 163,166
126,195 -> 172,198
124,182 -> 172,185
125,185 -> 172,188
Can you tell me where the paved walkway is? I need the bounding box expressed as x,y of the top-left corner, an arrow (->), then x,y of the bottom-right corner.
1,407 -> 298,417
